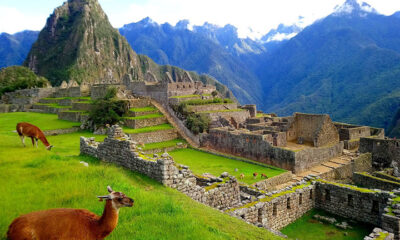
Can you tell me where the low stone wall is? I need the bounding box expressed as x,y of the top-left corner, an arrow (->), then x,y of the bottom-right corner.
124,116 -> 167,129
353,172 -> 400,191
80,125 -> 240,210
53,87 -> 81,98
128,98 -> 152,108
188,103 -> 237,113
319,153 -> 372,180
252,171 -> 293,191
43,127 -> 80,136
359,137 -> 400,171
203,110 -> 250,125
72,102 -> 91,111
365,228 -> 394,240
127,110 -> 158,117
382,214 -> 400,240
315,181 -> 390,226
374,172 -> 400,184
32,104 -> 70,114
168,96 -> 202,105
58,111 -> 84,122
228,182 -> 315,230
0,104 -> 32,113
128,129 -> 178,144
294,142 -> 344,173
344,139 -> 360,150
1,88 -> 56,105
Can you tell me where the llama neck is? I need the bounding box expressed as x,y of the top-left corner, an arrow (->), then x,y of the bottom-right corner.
97,200 -> 119,238
38,132 -> 50,147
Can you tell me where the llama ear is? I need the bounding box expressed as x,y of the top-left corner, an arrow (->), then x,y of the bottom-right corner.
107,186 -> 113,193
97,195 -> 111,200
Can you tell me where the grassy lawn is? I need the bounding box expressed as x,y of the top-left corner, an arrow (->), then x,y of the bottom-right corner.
124,113 -> 164,120
123,124 -> 173,134
0,112 -> 281,240
143,139 -> 185,150
0,112 -> 80,133
168,148 -> 286,185
281,209 -> 373,240
129,106 -> 158,112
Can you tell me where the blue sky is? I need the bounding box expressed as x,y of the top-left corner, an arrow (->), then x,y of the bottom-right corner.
1,0 -> 400,39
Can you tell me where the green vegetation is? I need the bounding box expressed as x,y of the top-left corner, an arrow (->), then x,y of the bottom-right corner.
129,106 -> 158,112
143,139 -> 185,150
169,148 -> 285,185
356,172 -> 400,186
34,103 -> 72,109
0,112 -> 279,239
124,113 -> 164,120
281,209 -> 373,240
186,113 -> 210,134
89,87 -> 128,127
0,66 -> 49,96
42,97 -> 91,101
199,109 -> 245,114
182,98 -> 234,106
123,124 -> 173,134
317,179 -> 378,193
169,94 -> 201,99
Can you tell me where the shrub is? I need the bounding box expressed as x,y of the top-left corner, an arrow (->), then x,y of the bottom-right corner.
89,87 -> 128,127
211,90 -> 218,97
186,113 -> 210,135
0,66 -> 50,96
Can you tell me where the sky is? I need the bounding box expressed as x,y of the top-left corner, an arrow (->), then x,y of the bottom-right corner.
0,0 -> 400,39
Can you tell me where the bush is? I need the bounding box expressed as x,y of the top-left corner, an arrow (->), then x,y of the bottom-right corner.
186,113 -> 210,135
0,66 -> 50,96
89,87 -> 128,127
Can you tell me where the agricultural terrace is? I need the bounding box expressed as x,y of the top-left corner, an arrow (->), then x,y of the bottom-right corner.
169,148 -> 286,185
0,112 -> 281,240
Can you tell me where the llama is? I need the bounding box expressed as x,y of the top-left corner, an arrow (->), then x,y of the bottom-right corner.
239,173 -> 245,180
7,186 -> 134,240
253,172 -> 258,179
261,173 -> 268,179
16,122 -> 53,150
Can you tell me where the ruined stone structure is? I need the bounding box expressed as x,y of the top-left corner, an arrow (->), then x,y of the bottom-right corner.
80,125 -> 240,210
360,137 -> 400,173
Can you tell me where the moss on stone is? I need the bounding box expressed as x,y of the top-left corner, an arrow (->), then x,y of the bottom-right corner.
357,172 -> 400,186
317,179 -> 378,193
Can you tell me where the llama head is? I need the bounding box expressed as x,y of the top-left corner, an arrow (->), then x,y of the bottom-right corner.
97,186 -> 134,209
46,145 -> 53,151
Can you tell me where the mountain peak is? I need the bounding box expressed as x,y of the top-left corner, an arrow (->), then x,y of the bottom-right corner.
333,0 -> 377,17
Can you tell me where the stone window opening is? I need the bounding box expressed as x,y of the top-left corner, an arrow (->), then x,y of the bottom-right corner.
310,189 -> 313,199
348,194 -> 354,207
287,197 -> 291,209
396,142 -> 399,148
325,189 -> 331,202
359,130 -> 361,134
273,203 -> 277,216
257,208 -> 263,223
372,200 -> 379,214
299,193 -> 303,205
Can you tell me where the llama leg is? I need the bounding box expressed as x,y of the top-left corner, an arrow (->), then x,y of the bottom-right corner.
31,137 -> 35,147
20,135 -> 25,147
35,138 -> 39,148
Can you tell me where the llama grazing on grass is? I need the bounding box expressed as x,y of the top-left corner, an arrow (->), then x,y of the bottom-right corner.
16,122 -> 53,150
261,173 -> 268,179
239,173 -> 245,180
253,172 -> 258,179
7,186 -> 134,240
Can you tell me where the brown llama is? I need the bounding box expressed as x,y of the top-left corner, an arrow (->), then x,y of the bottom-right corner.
253,172 -> 258,179
7,186 -> 134,240
16,122 -> 53,150
261,173 -> 268,179
239,173 -> 245,180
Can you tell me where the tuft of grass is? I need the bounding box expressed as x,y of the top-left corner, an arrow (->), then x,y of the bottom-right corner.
123,124 -> 173,134
129,106 -> 158,112
143,139 -> 186,150
0,112 -> 280,240
169,148 -> 285,185
124,113 -> 164,120
281,209 -> 373,240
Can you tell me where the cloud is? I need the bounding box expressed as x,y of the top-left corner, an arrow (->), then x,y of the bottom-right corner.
0,6 -> 45,34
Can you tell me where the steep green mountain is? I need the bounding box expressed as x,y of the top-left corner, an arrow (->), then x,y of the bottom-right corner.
119,18 -> 264,106
258,0 -> 400,131
0,31 -> 39,69
0,66 -> 49,96
22,0 -> 233,99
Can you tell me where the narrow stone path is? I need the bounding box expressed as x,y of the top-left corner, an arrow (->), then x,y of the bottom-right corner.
151,99 -> 200,148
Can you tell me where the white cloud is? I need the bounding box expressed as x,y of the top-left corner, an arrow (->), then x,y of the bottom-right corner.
0,6 -> 45,34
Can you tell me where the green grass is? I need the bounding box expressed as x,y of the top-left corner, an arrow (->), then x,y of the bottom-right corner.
169,94 -> 201,99
35,103 -> 72,108
123,124 -> 173,134
199,109 -> 245,114
0,112 -> 80,132
169,148 -> 285,185
42,96 -> 91,100
281,209 -> 373,240
124,113 -> 164,120
129,106 -> 158,112
143,139 -> 185,150
62,110 -> 88,113
0,112 -> 280,240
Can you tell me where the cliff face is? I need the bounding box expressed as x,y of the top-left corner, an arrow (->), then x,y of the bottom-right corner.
24,0 -> 142,86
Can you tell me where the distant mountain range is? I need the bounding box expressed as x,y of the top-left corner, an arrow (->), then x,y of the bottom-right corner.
1,0 -> 400,136
0,31 -> 38,69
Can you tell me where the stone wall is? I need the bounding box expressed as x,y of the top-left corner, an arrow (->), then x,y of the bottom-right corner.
319,153 -> 372,180
294,142 -> 344,173
315,181 -> 390,226
124,116 -> 167,129
252,171 -> 293,191
90,84 -> 123,100
128,129 -> 178,144
72,102 -> 91,111
43,127 -> 80,136
188,103 -> 237,113
53,87 -> 82,98
203,110 -> 250,125
127,81 -> 169,102
58,111 -> 86,122
359,138 -> 400,171
1,87 -> 56,106
353,172 -> 400,191
80,125 -> 240,210
339,126 -> 371,141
